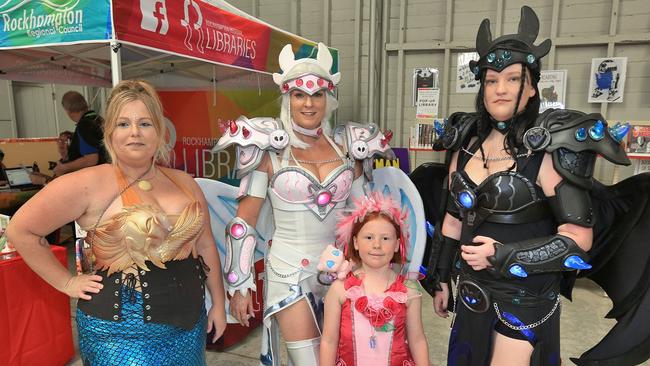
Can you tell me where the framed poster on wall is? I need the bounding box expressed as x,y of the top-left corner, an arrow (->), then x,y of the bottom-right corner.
412,68 -> 438,106
539,70 -> 567,112
588,57 -> 627,103
456,52 -> 480,93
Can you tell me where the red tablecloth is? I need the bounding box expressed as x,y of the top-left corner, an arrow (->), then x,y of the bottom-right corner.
0,246 -> 74,366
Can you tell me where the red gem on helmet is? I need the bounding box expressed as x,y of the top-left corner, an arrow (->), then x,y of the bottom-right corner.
328,81 -> 334,91
317,78 -> 325,87
380,130 -> 394,147
296,78 -> 304,87
242,126 -> 251,139
306,80 -> 314,89
301,258 -> 310,267
229,121 -> 238,135
282,83 -> 289,92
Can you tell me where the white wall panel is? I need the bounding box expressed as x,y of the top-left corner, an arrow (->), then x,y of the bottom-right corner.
225,0 -> 648,180
618,0 -> 650,34
0,79 -> 17,138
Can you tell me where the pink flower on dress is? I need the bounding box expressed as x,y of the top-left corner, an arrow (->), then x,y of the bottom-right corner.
383,296 -> 402,317
354,295 -> 395,328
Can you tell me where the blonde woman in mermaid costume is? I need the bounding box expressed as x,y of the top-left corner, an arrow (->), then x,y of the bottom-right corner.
7,80 -> 227,365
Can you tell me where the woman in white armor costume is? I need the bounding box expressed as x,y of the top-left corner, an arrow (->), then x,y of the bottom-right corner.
214,43 -> 393,365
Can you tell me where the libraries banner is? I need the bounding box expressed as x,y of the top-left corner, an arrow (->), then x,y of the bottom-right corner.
159,89 -> 279,179
0,0 -> 111,49
113,0 -> 338,74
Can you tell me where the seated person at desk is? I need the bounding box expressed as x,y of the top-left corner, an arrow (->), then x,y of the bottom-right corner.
0,149 -> 7,186
57,131 -> 74,163
27,131 -> 75,186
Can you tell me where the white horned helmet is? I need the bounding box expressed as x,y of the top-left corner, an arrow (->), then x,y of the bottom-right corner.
272,43 -> 341,95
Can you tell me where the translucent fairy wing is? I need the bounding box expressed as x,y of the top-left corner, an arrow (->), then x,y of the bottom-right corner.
367,167 -> 426,275
194,178 -> 273,272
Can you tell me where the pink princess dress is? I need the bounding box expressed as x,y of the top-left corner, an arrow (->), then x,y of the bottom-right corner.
336,273 -> 417,366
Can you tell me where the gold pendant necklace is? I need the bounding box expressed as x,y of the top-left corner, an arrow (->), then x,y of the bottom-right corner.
137,179 -> 153,191
122,164 -> 155,192
137,165 -> 156,191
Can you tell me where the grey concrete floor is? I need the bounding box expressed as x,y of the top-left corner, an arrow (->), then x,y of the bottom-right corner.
60,240 -> 649,366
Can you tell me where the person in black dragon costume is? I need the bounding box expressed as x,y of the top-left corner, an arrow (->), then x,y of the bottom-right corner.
417,6 -> 650,366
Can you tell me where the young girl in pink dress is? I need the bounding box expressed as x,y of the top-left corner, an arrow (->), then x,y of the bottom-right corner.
320,192 -> 430,365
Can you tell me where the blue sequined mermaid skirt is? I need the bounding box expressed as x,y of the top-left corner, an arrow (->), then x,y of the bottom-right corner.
76,287 -> 207,366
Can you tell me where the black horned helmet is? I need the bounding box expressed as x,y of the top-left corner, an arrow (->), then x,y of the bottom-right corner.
469,6 -> 551,80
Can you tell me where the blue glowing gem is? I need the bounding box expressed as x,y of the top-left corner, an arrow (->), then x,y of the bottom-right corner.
497,121 -> 507,130
487,52 -> 496,63
455,260 -> 461,269
589,120 -> 605,140
326,260 -> 335,269
608,122 -> 630,143
419,265 -> 428,277
509,264 -> 528,278
575,127 -> 587,142
526,54 -> 535,64
463,296 -> 478,305
426,221 -> 435,238
458,191 -> 474,209
502,50 -> 511,60
434,120 -> 445,138
564,255 -> 592,270
472,66 -> 480,75
331,249 -> 340,257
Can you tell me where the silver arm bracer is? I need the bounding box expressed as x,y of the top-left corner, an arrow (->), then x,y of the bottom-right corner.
224,217 -> 258,294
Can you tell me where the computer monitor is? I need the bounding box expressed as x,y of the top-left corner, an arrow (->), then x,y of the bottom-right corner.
4,167 -> 35,189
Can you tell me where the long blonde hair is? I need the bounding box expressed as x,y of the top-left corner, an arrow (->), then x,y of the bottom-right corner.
103,79 -> 169,165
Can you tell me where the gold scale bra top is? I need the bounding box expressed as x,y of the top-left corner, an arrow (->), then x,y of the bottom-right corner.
85,167 -> 204,276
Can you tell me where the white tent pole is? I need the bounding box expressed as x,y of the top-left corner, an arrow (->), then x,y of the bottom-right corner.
110,41 -> 122,86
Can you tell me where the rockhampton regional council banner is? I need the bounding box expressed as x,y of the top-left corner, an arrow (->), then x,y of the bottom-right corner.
0,0 -> 111,49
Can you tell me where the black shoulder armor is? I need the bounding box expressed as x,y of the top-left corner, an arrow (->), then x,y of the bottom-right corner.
434,112 -> 480,152
522,109 -> 630,189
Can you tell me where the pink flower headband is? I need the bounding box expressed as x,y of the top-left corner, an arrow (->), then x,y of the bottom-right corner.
336,192 -> 410,264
